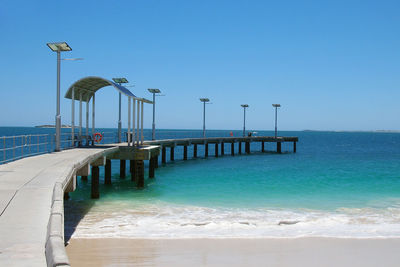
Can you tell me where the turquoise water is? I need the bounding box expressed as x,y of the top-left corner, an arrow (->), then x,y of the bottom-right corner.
3,128 -> 399,238
61,130 -> 400,238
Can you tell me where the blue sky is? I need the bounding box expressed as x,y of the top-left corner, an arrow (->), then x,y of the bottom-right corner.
0,0 -> 399,131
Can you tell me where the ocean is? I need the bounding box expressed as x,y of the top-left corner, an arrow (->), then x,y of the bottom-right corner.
2,127 -> 400,238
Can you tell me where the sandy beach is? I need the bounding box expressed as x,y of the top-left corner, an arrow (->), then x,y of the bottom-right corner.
66,237 -> 400,267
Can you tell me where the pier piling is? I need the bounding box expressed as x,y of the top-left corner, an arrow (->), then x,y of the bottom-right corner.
239,142 -> 242,154
162,147 -> 166,163
277,142 -> 282,154
170,147 -> 175,161
135,160 -> 145,188
221,142 -> 224,155
245,142 -> 250,154
194,144 -> 198,158
294,142 -> 297,153
133,160 -> 136,182
149,157 -> 156,178
231,142 -> 234,156
91,166 -> 99,199
105,159 -> 111,185
215,143 -> 219,157
120,160 -> 126,178
184,146 -> 188,160
261,141 -> 265,152
205,143 -> 209,157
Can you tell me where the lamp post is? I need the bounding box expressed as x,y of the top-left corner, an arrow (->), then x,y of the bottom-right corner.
47,42 -> 72,151
200,98 -> 210,138
272,104 -> 281,138
241,104 -> 249,137
112,78 -> 129,143
148,88 -> 162,140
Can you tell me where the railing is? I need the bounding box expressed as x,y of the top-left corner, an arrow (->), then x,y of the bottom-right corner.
0,131 -> 119,165
0,134 -> 53,164
0,129 -> 257,165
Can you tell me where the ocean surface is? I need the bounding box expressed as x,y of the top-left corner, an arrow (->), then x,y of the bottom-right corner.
2,127 -> 400,238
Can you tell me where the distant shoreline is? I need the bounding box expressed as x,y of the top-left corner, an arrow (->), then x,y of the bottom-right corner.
35,125 -> 71,129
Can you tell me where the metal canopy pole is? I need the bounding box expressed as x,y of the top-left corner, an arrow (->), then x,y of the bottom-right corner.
86,100 -> 89,140
79,91 -> 82,138
152,93 -> 155,140
132,98 -> 136,146
275,107 -> 278,138
118,92 -> 122,143
136,100 -> 140,145
243,107 -> 246,137
55,50 -> 61,151
71,87 -> 75,147
92,94 -> 95,140
127,97 -> 131,146
141,101 -> 144,145
241,104 -> 248,137
203,101 -> 206,138
272,104 -> 281,139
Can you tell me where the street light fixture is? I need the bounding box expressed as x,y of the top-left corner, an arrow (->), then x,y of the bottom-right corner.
148,88 -> 162,140
272,104 -> 281,138
47,42 -> 72,151
200,98 -> 210,138
241,104 -> 249,137
112,77 -> 129,143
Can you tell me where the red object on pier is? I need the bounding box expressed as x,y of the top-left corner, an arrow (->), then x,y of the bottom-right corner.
93,133 -> 103,143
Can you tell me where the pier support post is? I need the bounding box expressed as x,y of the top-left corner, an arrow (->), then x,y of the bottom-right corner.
162,147 -> 166,163
231,142 -> 234,156
194,144 -> 198,158
155,155 -> 159,168
130,160 -> 136,182
215,143 -> 219,157
261,141 -> 265,152
149,157 -> 156,178
293,142 -> 297,153
183,146 -> 188,160
170,147 -> 175,161
135,160 -> 145,188
120,160 -> 126,178
81,176 -> 88,181
277,142 -> 282,154
221,142 -> 224,155
245,142 -> 250,154
91,166 -> 99,199
239,142 -> 242,154
205,143 -> 209,157
105,159 -> 111,185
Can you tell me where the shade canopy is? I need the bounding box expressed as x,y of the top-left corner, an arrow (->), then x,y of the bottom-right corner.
65,76 -> 137,102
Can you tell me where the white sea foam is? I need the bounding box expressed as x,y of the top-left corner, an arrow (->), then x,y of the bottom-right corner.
68,200 -> 400,239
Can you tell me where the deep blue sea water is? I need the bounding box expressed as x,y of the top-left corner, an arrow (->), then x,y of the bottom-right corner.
2,127 -> 400,238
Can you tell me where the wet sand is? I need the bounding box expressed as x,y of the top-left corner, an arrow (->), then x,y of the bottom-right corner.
66,237 -> 400,267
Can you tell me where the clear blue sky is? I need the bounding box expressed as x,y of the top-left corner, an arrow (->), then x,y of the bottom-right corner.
1,0 -> 399,131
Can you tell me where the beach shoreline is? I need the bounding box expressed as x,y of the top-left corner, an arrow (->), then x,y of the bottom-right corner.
66,237 -> 400,267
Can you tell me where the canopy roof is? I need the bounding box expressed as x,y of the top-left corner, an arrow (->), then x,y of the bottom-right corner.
64,76 -> 152,103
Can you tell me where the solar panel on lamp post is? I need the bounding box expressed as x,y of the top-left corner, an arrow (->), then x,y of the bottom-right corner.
112,78 -> 129,143
272,104 -> 281,138
241,104 -> 249,137
200,98 -> 210,138
47,42 -> 72,152
148,88 -> 162,140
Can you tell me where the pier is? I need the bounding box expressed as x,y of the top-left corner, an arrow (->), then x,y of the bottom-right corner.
0,76 -> 299,266
0,135 -> 297,266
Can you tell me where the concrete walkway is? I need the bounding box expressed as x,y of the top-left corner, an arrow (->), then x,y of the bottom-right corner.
0,147 -> 117,266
